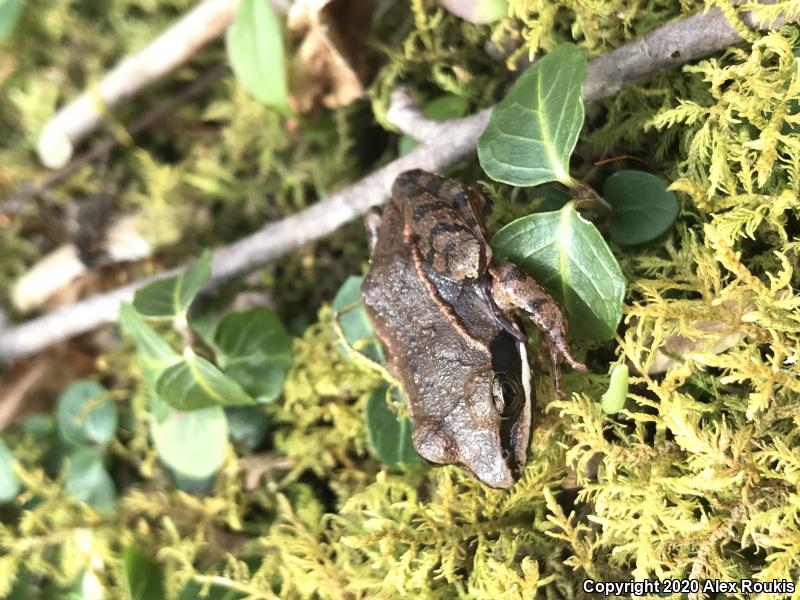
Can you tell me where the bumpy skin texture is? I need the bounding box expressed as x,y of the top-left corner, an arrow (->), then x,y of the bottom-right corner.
362,170 -> 583,489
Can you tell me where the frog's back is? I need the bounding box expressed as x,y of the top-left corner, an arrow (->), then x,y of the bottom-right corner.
361,188 -> 499,420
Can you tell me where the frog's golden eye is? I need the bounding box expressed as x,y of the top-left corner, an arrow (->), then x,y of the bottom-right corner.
491,373 -> 521,418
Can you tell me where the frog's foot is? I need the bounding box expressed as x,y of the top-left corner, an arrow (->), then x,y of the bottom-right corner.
490,262 -> 587,394
364,207 -> 383,258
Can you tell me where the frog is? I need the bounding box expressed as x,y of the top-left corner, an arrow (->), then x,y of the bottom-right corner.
361,169 -> 586,489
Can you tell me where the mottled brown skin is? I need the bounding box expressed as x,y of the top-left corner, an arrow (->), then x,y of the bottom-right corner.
362,170 -> 585,489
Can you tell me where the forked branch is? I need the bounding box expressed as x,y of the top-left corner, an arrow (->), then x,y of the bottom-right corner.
0,5 -> 790,363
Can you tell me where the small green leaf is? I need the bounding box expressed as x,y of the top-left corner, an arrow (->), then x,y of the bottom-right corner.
152,407 -> 228,479
155,349 -> 255,411
0,0 -> 24,43
226,406 -> 269,450
601,363 -> 629,414
63,447 -> 116,511
21,413 -> 54,437
226,0 -> 287,109
478,43 -> 587,187
492,202 -> 625,340
119,302 -> 180,423
214,308 -> 292,403
603,170 -> 679,245
119,303 -> 181,390
365,386 -> 419,468
57,380 -> 118,447
123,547 -> 166,600
132,251 -> 211,319
332,276 -> 384,363
0,438 -> 20,503
438,0 -> 507,24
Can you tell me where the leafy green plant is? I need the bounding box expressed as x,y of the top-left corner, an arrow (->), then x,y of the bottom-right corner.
226,0 -> 287,110
55,380 -> 119,510
56,380 -> 118,447
365,386 -> 419,468
3,2 -> 799,597
121,252 -> 292,484
0,438 -> 20,503
331,275 -> 384,363
603,170 -> 679,245
0,0 -> 24,43
123,547 -> 166,600
479,43 -> 679,342
478,43 -> 586,187
492,204 -> 625,340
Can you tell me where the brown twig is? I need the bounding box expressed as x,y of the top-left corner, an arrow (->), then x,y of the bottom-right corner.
36,0 -> 239,169
1,64 -> 227,212
386,86 -> 447,140
0,5 -> 790,363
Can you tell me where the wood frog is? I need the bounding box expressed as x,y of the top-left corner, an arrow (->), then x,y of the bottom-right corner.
361,170 -> 585,489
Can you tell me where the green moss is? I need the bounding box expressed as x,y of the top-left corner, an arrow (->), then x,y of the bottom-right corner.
3,0 -> 800,596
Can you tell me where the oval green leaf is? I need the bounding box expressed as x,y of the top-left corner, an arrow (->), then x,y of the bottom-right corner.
57,380 -> 118,447
333,276 -> 384,363
0,438 -> 20,503
601,363 -> 629,414
0,0 -> 24,43
152,406 -> 228,479
603,170 -> 679,245
119,303 -> 181,391
214,307 -> 292,404
132,251 -> 211,319
155,349 -> 255,411
63,447 -> 117,511
491,202 -> 625,340
365,386 -> 419,468
123,547 -> 166,600
225,406 -> 269,450
478,43 -> 587,187
226,0 -> 288,109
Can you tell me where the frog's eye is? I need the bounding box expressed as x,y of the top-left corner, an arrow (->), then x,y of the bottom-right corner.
492,373 -> 521,418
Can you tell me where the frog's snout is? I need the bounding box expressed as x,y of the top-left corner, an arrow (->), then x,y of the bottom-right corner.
471,465 -> 516,490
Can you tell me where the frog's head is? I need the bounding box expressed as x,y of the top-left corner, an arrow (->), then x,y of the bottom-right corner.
412,335 -> 532,489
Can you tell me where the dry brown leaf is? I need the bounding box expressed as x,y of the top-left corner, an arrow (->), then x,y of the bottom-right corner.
287,0 -> 374,113
627,299 -> 749,375
643,320 -> 747,375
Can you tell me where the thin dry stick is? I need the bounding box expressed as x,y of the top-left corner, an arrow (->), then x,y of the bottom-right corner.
2,64 -> 227,213
0,6 -> 788,363
36,0 -> 239,169
386,86 -> 450,140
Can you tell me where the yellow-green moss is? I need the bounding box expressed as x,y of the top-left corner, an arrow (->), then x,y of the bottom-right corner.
3,0 -> 800,597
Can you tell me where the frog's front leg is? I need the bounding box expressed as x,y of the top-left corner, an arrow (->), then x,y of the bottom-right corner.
490,262 -> 587,394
